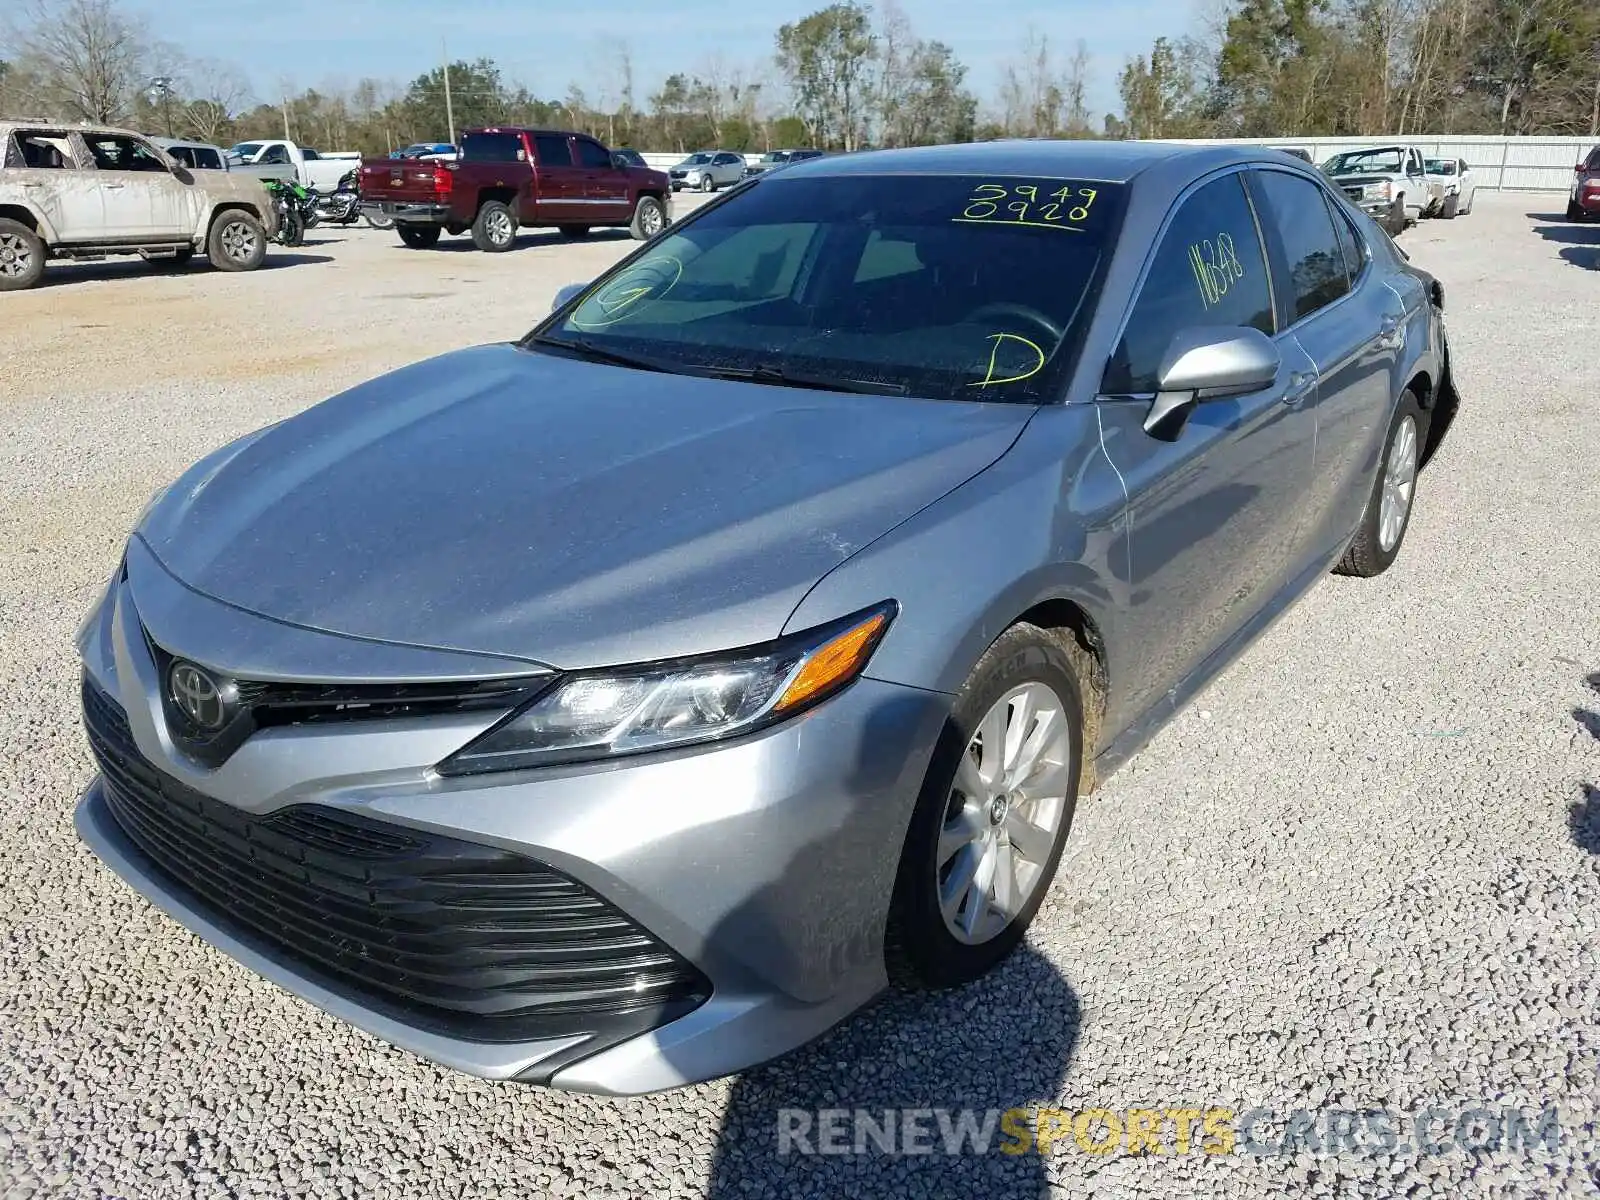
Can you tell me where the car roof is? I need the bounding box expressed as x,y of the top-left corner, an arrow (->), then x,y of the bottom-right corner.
772,138 -> 1273,184
1,119 -> 147,138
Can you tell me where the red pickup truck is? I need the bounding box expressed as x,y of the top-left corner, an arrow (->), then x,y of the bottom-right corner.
359,127 -> 673,251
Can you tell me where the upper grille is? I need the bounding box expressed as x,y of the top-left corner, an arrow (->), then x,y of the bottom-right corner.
83,675 -> 709,1044
1343,185 -> 1365,202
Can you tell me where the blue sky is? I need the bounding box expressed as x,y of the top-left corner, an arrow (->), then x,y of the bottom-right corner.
130,0 -> 1198,124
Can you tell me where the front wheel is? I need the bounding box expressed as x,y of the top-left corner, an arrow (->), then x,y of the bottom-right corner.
0,218 -> 46,291
364,210 -> 394,230
471,201 -> 517,252
1334,389 -> 1427,578
630,196 -> 667,240
699,174 -> 715,192
1441,193 -> 1458,219
206,211 -> 266,272
278,207 -> 304,247
886,623 -> 1091,989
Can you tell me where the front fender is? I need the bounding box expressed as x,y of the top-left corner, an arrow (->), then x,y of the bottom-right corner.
783,405 -> 1124,701
2,198 -> 62,245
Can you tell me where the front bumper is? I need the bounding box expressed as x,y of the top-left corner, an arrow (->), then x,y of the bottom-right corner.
74,552 -> 947,1094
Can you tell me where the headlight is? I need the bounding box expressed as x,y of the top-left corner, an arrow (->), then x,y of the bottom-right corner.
1367,181 -> 1393,200
437,601 -> 897,775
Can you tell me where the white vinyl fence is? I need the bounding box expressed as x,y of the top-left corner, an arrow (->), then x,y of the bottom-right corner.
1154,135 -> 1595,192
639,136 -> 1594,192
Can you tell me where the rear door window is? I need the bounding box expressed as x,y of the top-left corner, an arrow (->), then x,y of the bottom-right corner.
533,135 -> 573,167
84,134 -> 170,172
1103,173 -> 1275,395
1249,170 -> 1352,324
195,147 -> 223,170
462,131 -> 527,163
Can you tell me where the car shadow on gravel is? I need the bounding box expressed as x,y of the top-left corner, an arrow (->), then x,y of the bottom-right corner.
682,706 -> 1082,1199
1571,787 -> 1600,855
36,254 -> 335,288
401,230 -> 635,253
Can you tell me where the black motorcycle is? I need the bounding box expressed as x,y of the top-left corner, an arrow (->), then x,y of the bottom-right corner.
315,168 -> 362,225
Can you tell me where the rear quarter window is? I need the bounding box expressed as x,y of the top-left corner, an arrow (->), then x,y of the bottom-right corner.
463,132 -> 528,163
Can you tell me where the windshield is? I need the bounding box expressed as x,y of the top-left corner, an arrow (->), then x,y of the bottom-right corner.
531,173 -> 1124,403
681,153 -> 714,165
229,142 -> 263,159
1323,149 -> 1404,175
1426,159 -> 1457,175
762,152 -> 789,163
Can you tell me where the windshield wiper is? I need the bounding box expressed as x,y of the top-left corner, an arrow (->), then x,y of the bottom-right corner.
527,334 -> 684,376
704,363 -> 907,396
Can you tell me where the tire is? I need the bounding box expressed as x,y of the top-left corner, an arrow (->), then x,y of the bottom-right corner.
279,208 -> 305,248
1334,389 -> 1427,578
206,211 -> 267,272
0,218 -> 46,291
364,211 -> 394,230
558,225 -> 592,239
1441,193 -> 1458,219
885,622 -> 1095,990
629,195 -> 667,241
699,173 -> 715,192
1385,198 -> 1406,237
1569,198 -> 1587,222
396,223 -> 441,249
471,200 -> 516,252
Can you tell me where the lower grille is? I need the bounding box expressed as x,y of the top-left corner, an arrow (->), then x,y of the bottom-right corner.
83,675 -> 709,1043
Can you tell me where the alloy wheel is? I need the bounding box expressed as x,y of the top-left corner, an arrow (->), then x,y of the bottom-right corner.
220,220 -> 258,262
0,232 -> 33,278
1378,414 -> 1418,553
486,209 -> 513,245
641,204 -> 664,236
937,682 -> 1072,945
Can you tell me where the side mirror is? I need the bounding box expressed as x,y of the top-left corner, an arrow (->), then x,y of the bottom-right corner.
1144,326 -> 1281,440
610,152 -> 628,169
551,282 -> 587,312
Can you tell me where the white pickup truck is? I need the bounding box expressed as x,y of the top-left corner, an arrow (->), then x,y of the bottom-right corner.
226,140 -> 359,192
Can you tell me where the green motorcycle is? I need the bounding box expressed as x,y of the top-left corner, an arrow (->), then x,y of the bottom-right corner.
262,178 -> 316,248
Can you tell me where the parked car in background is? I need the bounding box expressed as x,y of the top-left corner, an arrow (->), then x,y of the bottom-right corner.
1320,144 -> 1437,235
390,142 -> 457,160
358,126 -> 671,251
742,148 -> 824,178
1423,157 -> 1475,218
150,137 -> 229,170
75,141 -> 1457,1094
669,151 -> 745,191
0,121 -> 275,290
1270,146 -> 1313,163
1568,145 -> 1600,221
227,139 -> 358,193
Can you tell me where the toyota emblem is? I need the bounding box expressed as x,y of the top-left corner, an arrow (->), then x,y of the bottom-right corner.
169,661 -> 229,732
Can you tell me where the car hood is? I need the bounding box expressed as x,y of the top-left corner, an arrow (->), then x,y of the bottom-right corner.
1330,172 -> 1396,185
137,343 -> 1032,670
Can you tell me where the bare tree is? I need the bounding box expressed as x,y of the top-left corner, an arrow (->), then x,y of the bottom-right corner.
180,58 -> 250,143
7,0 -> 150,122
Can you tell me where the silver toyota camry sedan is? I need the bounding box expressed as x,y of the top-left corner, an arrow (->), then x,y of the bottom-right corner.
76,140 -> 1459,1095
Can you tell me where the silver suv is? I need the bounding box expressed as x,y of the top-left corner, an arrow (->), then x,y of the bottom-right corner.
668,151 -> 746,192
0,120 -> 276,290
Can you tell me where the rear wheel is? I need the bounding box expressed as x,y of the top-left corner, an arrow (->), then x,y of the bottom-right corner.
1569,198 -> 1587,222
1441,193 -> 1458,219
206,212 -> 266,272
630,196 -> 667,240
1334,389 -> 1426,578
471,201 -> 516,252
364,210 -> 394,230
699,173 -> 715,192
396,223 -> 441,249
886,623 -> 1091,989
0,219 -> 46,291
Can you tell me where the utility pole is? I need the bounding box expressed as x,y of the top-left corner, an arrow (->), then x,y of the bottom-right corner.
149,77 -> 175,137
442,40 -> 456,145
281,92 -> 292,140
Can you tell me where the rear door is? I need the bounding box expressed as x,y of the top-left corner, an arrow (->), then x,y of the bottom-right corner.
1247,168 -> 1402,561
529,133 -> 585,224
6,128 -> 103,240
572,135 -> 631,221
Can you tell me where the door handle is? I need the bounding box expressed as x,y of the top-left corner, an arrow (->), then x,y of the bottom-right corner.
103,183 -> 125,190
1283,371 -> 1316,406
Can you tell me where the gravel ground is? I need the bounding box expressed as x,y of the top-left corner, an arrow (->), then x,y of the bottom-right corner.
1,192 -> 1597,1200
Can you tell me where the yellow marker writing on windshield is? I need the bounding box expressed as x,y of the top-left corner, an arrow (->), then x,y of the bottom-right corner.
571,254 -> 684,328
971,333 -> 1046,388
